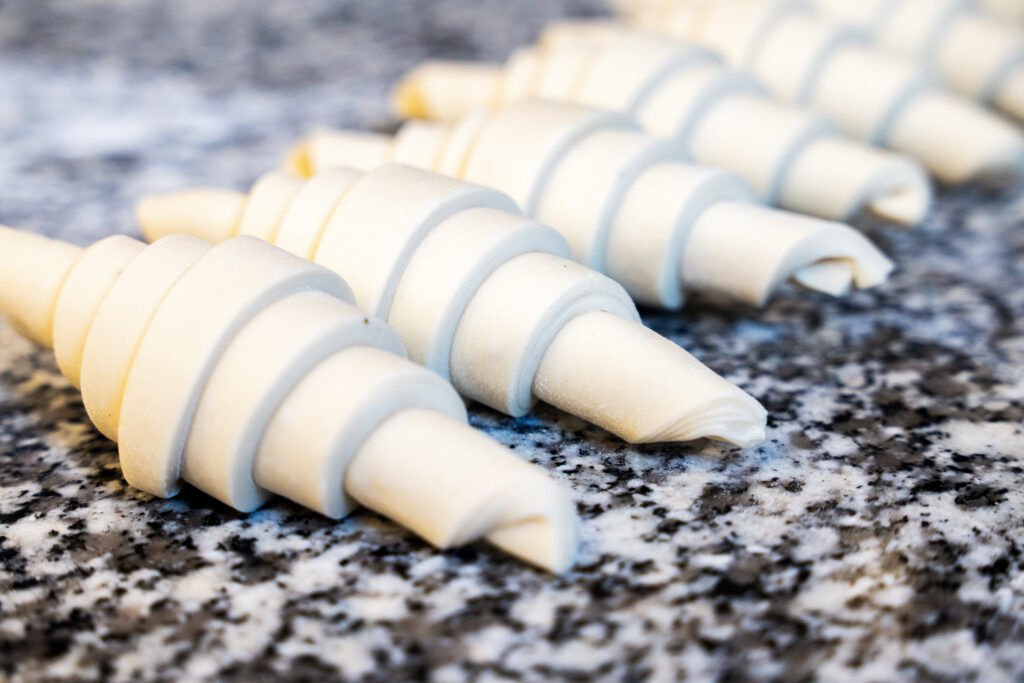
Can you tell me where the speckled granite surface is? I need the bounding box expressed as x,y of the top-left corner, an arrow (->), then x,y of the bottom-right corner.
1,1 -> 1023,681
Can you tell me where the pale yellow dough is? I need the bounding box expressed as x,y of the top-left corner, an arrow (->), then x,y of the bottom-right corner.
389,23 -> 933,225
617,0 -> 1024,183
0,225 -> 580,572
137,163 -> 769,447
283,101 -> 895,311
806,0 -> 1024,122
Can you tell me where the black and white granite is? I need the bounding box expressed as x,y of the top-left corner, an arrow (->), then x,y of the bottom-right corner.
1,1 -> 1023,681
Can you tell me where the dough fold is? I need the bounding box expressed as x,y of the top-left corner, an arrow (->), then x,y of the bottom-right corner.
978,0 -> 1024,23
806,0 -> 1024,122
616,0 -> 1024,184
137,163 -> 768,447
389,23 -> 932,225
0,225 -> 579,572
283,101 -> 894,311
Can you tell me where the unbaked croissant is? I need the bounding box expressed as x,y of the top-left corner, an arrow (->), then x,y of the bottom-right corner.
390,23 -> 932,225
0,226 -> 579,572
617,0 -> 1024,184
978,0 -> 1024,23
806,0 -> 1024,121
285,101 -> 894,310
138,163 -> 769,447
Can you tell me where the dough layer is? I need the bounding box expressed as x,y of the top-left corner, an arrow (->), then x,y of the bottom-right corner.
807,0 -> 1024,121
0,226 -> 579,572
618,0 -> 1024,184
284,102 -> 895,311
390,23 -> 932,225
138,164 -> 768,446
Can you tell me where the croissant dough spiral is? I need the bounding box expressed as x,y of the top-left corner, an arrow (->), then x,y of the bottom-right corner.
285,101 -> 894,310
391,24 -> 932,226
0,226 -> 579,572
807,0 -> 1024,122
617,0 -> 1024,184
978,0 -> 1024,23
138,164 -> 768,447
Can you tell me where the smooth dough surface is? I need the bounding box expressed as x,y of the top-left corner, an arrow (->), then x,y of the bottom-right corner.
183,291 -> 403,511
0,227 -> 580,572
449,251 -> 639,416
80,235 -> 212,441
313,164 -> 518,318
137,164 -> 772,448
257,347 -> 467,518
52,236 -> 145,389
117,236 -> 351,497
388,25 -> 933,223
621,0 -> 1024,183
387,207 -> 572,377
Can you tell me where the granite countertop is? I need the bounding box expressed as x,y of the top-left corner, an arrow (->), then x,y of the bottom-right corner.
1,1 -> 1023,681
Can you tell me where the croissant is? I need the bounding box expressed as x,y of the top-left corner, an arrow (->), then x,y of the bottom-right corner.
806,0 -> 1024,121
138,163 -> 768,447
390,23 -> 932,226
0,226 -> 579,572
285,101 -> 894,310
617,0 -> 1024,184
979,0 -> 1024,23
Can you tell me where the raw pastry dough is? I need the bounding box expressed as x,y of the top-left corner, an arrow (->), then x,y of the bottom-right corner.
617,0 -> 1024,183
137,164 -> 768,447
391,24 -> 932,225
978,0 -> 1024,23
284,102 -> 894,310
0,226 -> 579,572
806,0 -> 1024,121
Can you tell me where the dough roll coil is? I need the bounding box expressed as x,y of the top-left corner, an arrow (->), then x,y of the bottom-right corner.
807,0 -> 1024,122
137,163 -> 769,448
285,101 -> 894,311
0,226 -> 580,572
389,22 -> 932,226
618,0 -> 1024,184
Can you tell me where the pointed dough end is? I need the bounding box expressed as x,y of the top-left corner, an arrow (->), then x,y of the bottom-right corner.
391,61 -> 501,122
791,259 -> 854,297
283,138 -> 314,178
965,146 -> 1024,187
866,180 -> 932,226
642,384 -> 768,447
781,137 -> 933,227
136,190 -> 245,244
485,480 -> 580,573
346,409 -> 581,573
682,202 -> 894,306
888,91 -> 1024,185
392,71 -> 432,120
0,226 -> 83,347
789,246 -> 895,299
534,311 -> 768,447
993,64 -> 1024,124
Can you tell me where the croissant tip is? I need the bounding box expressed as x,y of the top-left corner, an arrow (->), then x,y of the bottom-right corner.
993,66 -> 1024,123
283,139 -> 314,178
483,483 -> 580,573
693,398 -> 768,448
866,181 -> 933,227
391,72 -> 431,120
0,227 -> 83,348
136,189 -> 244,245
967,147 -> 1024,187
135,195 -> 168,242
630,387 -> 769,448
718,417 -> 769,449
